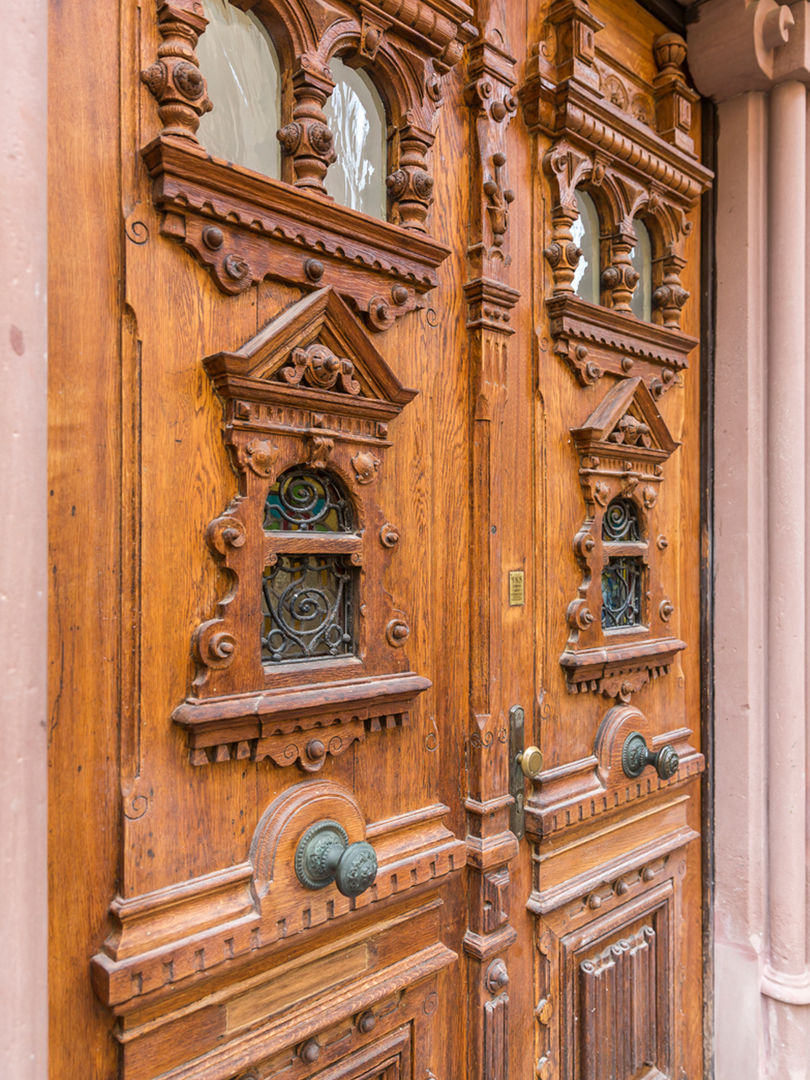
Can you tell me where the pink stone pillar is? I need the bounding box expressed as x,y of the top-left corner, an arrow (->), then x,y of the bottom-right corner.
0,0 -> 48,1076
689,2 -> 810,1076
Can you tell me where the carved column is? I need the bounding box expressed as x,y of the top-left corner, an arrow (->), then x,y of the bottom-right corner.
387,118 -> 434,231
140,0 -> 212,142
278,55 -> 336,196
463,16 -> 519,1080
603,227 -> 640,311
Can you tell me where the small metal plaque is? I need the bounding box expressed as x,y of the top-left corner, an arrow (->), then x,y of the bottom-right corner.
508,570 -> 525,606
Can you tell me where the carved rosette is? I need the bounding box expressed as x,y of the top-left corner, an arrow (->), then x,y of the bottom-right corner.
387,119 -> 435,232
140,0 -> 212,141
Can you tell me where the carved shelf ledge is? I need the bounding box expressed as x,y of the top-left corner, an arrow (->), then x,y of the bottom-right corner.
91,791 -> 464,1013
559,636 -> 686,698
546,293 -> 697,393
143,136 -> 450,327
174,671 -> 431,768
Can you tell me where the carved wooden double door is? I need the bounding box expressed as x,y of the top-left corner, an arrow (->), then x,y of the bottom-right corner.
49,0 -> 710,1077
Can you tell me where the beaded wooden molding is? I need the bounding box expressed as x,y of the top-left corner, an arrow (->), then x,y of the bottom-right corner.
140,0 -> 475,325
520,0 -> 712,390
559,377 -> 685,702
174,287 -> 430,766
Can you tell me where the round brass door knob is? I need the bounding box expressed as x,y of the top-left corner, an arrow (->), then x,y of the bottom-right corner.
517,745 -> 544,778
294,819 -> 378,898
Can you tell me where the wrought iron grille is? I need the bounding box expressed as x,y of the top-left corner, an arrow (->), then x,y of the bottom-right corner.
601,557 -> 643,629
261,554 -> 354,662
264,467 -> 354,532
602,497 -> 641,542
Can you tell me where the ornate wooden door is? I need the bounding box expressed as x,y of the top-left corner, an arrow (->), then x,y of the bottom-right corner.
48,1 -> 709,1078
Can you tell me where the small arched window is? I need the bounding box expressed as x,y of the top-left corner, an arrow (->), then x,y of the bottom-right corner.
630,219 -> 653,321
572,190 -> 600,304
196,0 -> 282,179
261,467 -> 358,663
601,497 -> 645,630
323,57 -> 387,220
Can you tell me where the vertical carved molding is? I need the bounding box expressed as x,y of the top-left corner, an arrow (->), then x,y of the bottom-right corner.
140,0 -> 212,143
463,11 -> 520,1080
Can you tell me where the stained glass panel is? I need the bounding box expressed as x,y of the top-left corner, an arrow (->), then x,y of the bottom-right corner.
264,468 -> 354,533
602,498 -> 641,542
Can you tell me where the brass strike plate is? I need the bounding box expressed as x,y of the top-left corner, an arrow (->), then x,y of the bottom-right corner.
508,570 -> 525,606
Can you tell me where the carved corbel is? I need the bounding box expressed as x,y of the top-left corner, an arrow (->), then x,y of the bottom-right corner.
652,34 -> 698,155
542,143 -> 593,293
140,0 -> 212,142
277,55 -> 337,195
545,0 -> 604,91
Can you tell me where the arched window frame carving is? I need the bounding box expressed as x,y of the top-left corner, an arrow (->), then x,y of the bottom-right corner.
139,0 -> 474,327
560,377 -> 684,704
520,0 -> 712,392
173,286 -> 431,768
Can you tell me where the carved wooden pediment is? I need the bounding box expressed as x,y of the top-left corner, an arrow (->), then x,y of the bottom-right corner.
204,286 -> 417,418
175,288 -> 429,766
571,375 -> 679,459
561,377 -> 684,702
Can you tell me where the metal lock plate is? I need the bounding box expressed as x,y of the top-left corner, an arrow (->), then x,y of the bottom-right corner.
508,705 -> 526,839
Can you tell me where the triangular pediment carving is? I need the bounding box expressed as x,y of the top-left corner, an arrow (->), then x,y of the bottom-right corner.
571,376 -> 678,461
203,287 -> 417,418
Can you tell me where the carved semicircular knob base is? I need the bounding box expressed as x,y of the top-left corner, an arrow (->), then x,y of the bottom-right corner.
621,731 -> 679,780
294,819 -> 378,897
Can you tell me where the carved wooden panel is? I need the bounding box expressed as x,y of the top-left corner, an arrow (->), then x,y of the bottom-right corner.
526,704 -> 702,842
139,0 -> 477,322
560,377 -> 684,702
520,0 -> 711,389
174,287 -> 430,763
91,782 -> 462,1078
528,787 -> 698,1080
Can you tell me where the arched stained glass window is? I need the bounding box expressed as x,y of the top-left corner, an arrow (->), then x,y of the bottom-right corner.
196,0 -> 282,179
262,467 -> 358,663
572,189 -> 600,304
323,57 -> 387,220
601,497 -> 645,630
630,218 -> 653,321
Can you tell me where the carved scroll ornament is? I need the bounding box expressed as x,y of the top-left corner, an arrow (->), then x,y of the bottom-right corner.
140,0 -> 476,324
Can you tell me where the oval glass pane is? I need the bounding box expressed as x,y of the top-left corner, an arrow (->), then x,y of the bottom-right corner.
323,58 -> 387,219
196,0 -> 281,179
571,190 -> 600,304
630,219 -> 653,321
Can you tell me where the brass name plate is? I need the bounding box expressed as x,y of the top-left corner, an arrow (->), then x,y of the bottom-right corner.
508,570 -> 525,606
